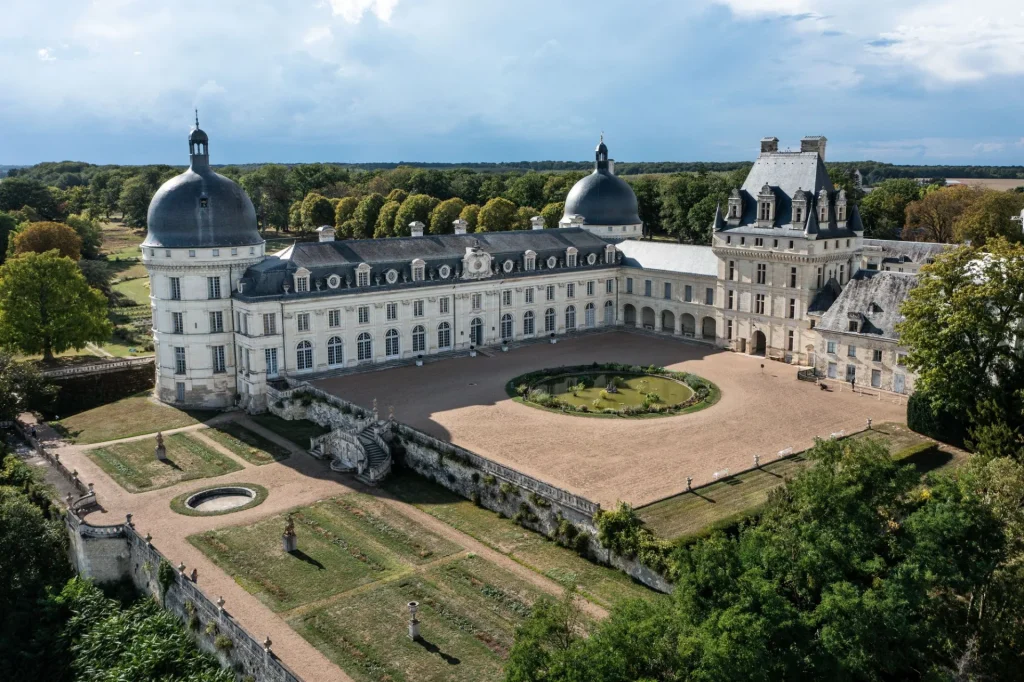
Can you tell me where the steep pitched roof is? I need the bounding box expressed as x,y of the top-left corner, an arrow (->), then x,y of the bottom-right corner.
861,239 -> 948,265
818,270 -> 918,340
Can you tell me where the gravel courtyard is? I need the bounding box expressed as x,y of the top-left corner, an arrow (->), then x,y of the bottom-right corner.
314,331 -> 907,507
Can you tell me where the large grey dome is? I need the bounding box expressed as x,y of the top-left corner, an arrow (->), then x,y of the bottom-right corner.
143,123 -> 261,249
562,138 -> 641,226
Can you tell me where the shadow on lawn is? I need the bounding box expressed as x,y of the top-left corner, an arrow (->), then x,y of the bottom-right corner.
415,637 -> 461,665
288,549 -> 326,570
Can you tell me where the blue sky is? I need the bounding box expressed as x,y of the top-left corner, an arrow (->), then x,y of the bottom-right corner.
2,0 -> 1023,165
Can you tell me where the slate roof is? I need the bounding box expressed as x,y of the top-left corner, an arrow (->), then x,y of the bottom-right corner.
807,278 -> 842,315
236,228 -> 617,300
817,270 -> 918,340
616,240 -> 717,277
861,239 -> 948,266
717,150 -> 860,239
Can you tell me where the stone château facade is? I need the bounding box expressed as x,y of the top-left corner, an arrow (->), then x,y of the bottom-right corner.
143,126 -> 944,410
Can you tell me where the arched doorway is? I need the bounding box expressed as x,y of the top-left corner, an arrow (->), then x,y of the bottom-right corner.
701,316 -> 716,339
661,310 -> 675,334
470,317 -> 483,346
623,304 -> 637,326
680,313 -> 696,337
641,306 -> 655,329
752,330 -> 767,356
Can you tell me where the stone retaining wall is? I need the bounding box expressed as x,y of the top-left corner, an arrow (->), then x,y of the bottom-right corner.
66,513 -> 302,682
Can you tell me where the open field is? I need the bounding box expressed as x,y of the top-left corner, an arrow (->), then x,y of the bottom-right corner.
947,178 -> 1024,190
201,422 -> 292,465
88,432 -> 242,492
248,413 -> 330,449
112,276 -> 150,305
314,331 -> 906,507
57,393 -> 206,444
637,421 -> 970,541
383,473 -> 657,609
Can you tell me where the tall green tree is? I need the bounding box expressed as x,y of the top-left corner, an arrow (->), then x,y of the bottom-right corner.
505,172 -> 547,208
626,176 -> 662,236
240,164 -> 292,230
903,184 -> 983,242
0,352 -> 53,421
953,189 -> 1024,246
350,193 -> 385,239
373,200 -> 401,238
859,178 -> 922,239
64,213 -> 103,259
299,192 -> 334,231
0,251 -> 112,361
428,197 -> 466,235
117,176 -> 152,227
0,212 -> 17,265
333,196 -> 360,229
459,204 -> 481,232
0,177 -> 60,220
393,194 -> 439,236
514,206 -> 540,230
898,239 -> 1024,440
12,221 -> 82,260
541,201 -> 564,229
477,197 -> 517,232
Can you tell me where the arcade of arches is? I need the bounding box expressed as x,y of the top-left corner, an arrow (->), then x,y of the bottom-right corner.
622,303 -> 717,342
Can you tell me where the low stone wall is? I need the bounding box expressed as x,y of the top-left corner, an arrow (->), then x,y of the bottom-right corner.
66,513 -> 301,682
266,383 -> 374,435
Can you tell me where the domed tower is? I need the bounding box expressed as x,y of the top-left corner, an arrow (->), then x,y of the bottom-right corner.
561,136 -> 642,238
142,115 -> 265,408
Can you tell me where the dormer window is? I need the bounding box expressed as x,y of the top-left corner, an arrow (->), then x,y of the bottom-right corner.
525,250 -> 536,271
566,247 -> 578,268
756,183 -> 776,227
200,197 -> 208,209
604,244 -> 616,263
295,275 -> 309,293
818,189 -> 830,223
411,259 -> 426,282
356,263 -> 371,287
794,206 -> 802,222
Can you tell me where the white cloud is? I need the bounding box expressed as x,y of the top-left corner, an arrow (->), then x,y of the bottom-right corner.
327,0 -> 399,23
304,25 -> 332,44
37,47 -> 56,61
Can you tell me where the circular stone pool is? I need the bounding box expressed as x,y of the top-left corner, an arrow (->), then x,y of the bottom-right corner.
171,484 -> 268,516
536,372 -> 693,410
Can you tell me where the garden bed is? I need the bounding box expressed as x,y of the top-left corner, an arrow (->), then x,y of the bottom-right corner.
506,362 -> 719,418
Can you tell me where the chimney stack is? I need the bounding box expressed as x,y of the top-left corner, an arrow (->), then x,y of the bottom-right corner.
316,225 -> 335,242
530,216 -> 545,230
409,221 -> 424,238
760,137 -> 779,154
800,136 -> 827,161
453,218 -> 468,235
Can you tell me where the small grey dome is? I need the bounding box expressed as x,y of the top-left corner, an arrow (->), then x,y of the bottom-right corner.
143,124 -> 261,249
562,137 -> 640,226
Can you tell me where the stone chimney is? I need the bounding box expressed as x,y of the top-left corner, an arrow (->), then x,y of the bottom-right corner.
316,225 -> 335,242
530,216 -> 545,230
453,218 -> 468,235
409,221 -> 425,238
800,136 -> 827,161
760,137 -> 779,154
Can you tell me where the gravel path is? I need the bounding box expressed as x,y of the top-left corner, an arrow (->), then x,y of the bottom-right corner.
314,331 -> 907,507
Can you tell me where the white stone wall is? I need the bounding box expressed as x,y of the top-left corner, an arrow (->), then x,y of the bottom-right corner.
618,271 -> 719,341
815,330 -> 916,394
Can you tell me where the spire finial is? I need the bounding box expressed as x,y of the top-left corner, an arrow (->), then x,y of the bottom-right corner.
194,108 -> 199,128
600,131 -> 604,143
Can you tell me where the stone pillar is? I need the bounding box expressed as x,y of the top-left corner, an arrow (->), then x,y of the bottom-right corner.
282,514 -> 297,553
155,432 -> 167,461
408,601 -> 420,640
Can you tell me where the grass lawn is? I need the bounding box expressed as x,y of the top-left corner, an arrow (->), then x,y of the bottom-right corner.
383,473 -> 657,609
290,554 -> 546,682
112,277 -> 150,306
88,432 -> 242,493
248,413 -> 330,449
637,422 -> 970,542
57,393 -> 207,444
189,494 -> 460,613
202,422 -> 292,465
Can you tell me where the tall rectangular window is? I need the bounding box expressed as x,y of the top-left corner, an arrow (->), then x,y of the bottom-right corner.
847,344 -> 857,358
587,281 -> 595,297
209,311 -> 223,333
664,282 -> 672,299
297,313 -> 310,332
787,329 -> 795,351
439,297 -> 450,314
174,347 -> 186,374
328,309 -> 341,328
705,288 -> 714,305
816,267 -> 823,288
172,312 -> 184,335
357,270 -> 369,287
726,320 -> 733,340
567,283 -> 575,299
525,288 -> 534,304
295,276 -> 308,293
728,261 -> 735,280
755,293 -> 765,314
684,285 -> 692,302
265,348 -> 278,378
788,298 -> 796,319
546,285 -> 555,301
827,341 -> 837,354
502,290 -> 512,306
471,293 -> 482,310
386,302 -> 397,320
789,267 -> 797,288
756,263 -> 766,285
358,306 -> 369,324
263,313 -> 276,335
212,346 -> 226,373
606,279 -> 613,294
169,277 -> 181,300
413,300 -> 424,317
625,278 -> 633,294
644,280 -> 652,297
873,349 -> 883,362
727,290 -> 734,310
207,276 -> 221,299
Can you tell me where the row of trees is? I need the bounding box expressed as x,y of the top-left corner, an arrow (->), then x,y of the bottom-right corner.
507,238 -> 1024,681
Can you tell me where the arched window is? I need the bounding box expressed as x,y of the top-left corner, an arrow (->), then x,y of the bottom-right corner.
357,332 -> 372,361
296,340 -> 313,370
565,305 -> 576,330
411,259 -> 426,282
385,329 -> 400,358
356,263 -> 371,287
327,336 -> 343,366
523,310 -> 535,335
437,321 -> 451,349
412,325 -> 426,353
603,300 -> 614,324
584,302 -> 595,328
500,313 -> 513,341
470,317 -> 483,346
544,307 -> 556,333
566,247 -> 578,268
524,250 -> 536,271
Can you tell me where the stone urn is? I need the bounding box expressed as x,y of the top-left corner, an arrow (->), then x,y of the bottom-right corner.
415,354 -> 424,367
469,346 -> 477,358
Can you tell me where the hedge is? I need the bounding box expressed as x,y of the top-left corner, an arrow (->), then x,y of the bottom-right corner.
907,390 -> 968,448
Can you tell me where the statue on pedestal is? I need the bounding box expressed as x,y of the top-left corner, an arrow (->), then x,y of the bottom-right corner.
155,432 -> 167,461
282,513 -> 297,553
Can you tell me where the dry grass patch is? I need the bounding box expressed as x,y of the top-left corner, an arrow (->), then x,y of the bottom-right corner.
248,413 -> 330,450
202,422 -> 291,465
57,393 -> 206,444
88,433 -> 242,493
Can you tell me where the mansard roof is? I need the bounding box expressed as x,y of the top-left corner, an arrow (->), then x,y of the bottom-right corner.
861,239 -> 948,265
818,270 -> 917,340
236,228 -> 617,300
617,240 -> 717,277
